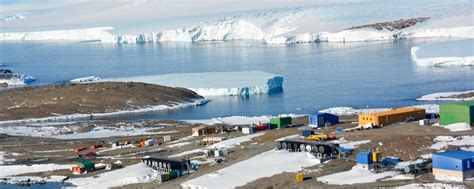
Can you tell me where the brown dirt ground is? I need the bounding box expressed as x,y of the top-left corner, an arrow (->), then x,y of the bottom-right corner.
1,118 -> 473,189
444,92 -> 474,99
0,82 -> 202,121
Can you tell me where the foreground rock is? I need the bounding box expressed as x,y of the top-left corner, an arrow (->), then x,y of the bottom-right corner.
0,82 -> 203,121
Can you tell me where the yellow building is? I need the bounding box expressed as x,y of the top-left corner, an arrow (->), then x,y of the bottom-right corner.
359,107 -> 426,126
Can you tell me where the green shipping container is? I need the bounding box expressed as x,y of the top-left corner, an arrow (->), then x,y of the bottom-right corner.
440,101 -> 474,126
270,117 -> 292,128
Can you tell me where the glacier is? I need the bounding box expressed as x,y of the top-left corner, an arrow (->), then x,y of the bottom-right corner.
1,1 -> 473,44
411,39 -> 474,66
98,71 -> 284,96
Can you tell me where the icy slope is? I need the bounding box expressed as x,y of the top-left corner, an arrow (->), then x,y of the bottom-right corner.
99,71 -> 284,96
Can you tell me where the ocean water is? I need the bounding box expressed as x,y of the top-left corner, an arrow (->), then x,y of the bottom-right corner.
0,39 -> 473,120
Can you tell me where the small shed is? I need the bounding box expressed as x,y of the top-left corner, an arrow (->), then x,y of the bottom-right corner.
440,101 -> 474,126
309,112 -> 339,127
77,161 -> 95,172
270,117 -> 292,129
432,150 -> 474,181
356,151 -> 373,169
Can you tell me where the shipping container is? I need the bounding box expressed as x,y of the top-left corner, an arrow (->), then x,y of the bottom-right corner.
76,161 -> 95,172
358,107 -> 426,126
309,113 -> 339,127
301,130 -> 315,137
255,124 -> 269,131
356,151 -> 372,165
440,101 -> 474,126
270,117 -> 292,128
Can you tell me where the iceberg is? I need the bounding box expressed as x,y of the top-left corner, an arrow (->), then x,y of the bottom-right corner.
99,71 -> 284,96
0,70 -> 36,86
411,39 -> 474,66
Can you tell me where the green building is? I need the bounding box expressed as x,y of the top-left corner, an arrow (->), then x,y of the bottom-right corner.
77,161 -> 95,172
440,101 -> 474,126
270,117 -> 292,128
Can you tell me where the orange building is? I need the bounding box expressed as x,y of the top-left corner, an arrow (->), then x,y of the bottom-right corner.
358,107 -> 425,126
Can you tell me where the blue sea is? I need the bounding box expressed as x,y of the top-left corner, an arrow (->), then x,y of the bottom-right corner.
0,39 -> 473,120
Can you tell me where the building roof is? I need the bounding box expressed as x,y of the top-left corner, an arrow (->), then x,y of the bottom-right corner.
442,100 -> 474,107
433,150 -> 474,160
360,107 -> 424,117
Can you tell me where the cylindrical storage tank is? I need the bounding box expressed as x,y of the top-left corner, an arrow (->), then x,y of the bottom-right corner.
282,142 -> 288,150
311,145 -> 318,153
299,144 -> 306,152
306,145 -> 312,152
293,143 -> 299,151
275,141 -> 282,150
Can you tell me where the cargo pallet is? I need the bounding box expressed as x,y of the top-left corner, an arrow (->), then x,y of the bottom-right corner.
275,139 -> 340,158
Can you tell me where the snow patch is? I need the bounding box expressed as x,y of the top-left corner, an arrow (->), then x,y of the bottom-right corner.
429,135 -> 474,150
181,149 -> 320,189
0,164 -> 73,177
70,76 -> 101,83
68,163 -> 158,189
397,183 -> 467,189
317,165 -> 399,185
443,123 -> 472,132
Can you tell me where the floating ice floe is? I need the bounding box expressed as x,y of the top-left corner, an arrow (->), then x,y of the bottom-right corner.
417,90 -> 474,101
181,149 -> 320,189
411,39 -> 474,66
99,71 -> 283,96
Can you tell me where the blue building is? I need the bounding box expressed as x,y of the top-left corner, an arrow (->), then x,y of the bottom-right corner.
309,112 -> 339,127
356,151 -> 373,169
432,150 -> 474,181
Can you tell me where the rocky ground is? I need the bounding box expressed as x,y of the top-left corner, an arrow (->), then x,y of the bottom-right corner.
1,116 -> 473,189
444,92 -> 474,100
346,17 -> 430,31
0,82 -> 202,121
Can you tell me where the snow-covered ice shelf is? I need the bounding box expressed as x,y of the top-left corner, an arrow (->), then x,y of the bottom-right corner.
411,39 -> 474,66
99,71 -> 284,96
181,149 -> 320,189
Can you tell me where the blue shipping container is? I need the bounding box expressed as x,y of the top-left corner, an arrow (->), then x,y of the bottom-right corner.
432,150 -> 474,171
356,151 -> 372,165
301,130 -> 315,137
309,113 -> 339,127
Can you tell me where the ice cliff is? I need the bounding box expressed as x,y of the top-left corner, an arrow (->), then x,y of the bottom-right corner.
98,71 -> 284,96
